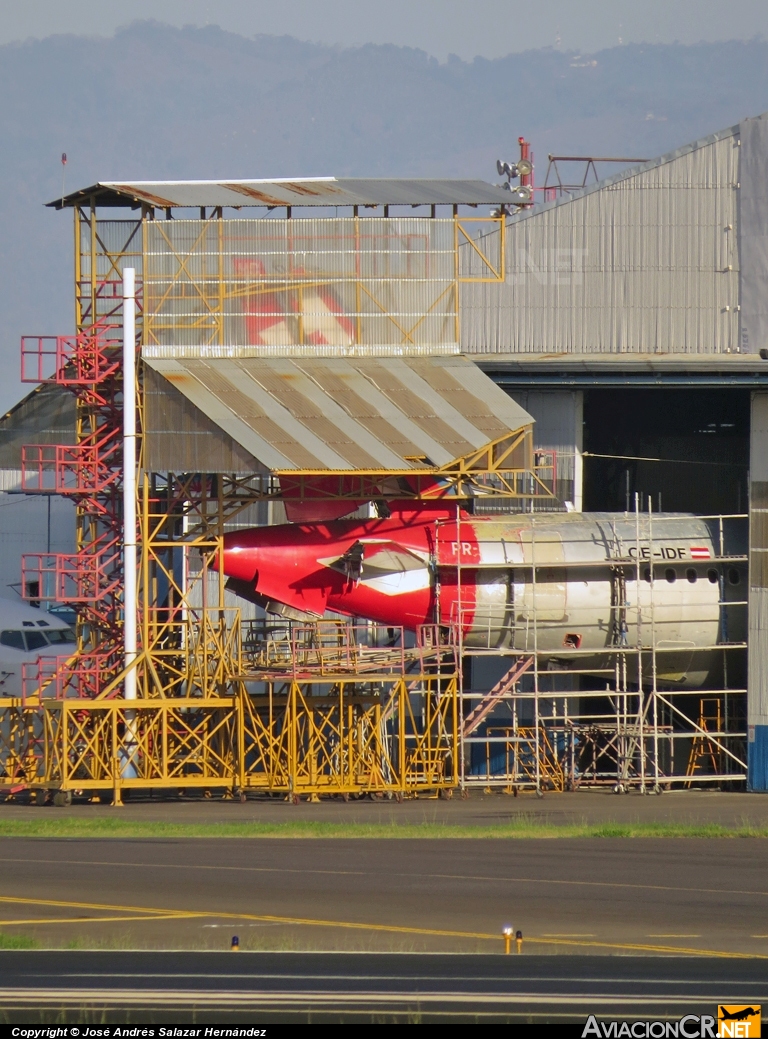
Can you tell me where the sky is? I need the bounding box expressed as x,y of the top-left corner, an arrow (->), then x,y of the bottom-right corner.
2,0 -> 768,60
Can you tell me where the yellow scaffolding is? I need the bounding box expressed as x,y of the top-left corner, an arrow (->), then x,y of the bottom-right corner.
0,204 -> 537,802
0,664 -> 457,804
2,469 -> 460,801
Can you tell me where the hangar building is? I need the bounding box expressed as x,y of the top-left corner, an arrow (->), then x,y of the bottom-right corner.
3,111 -> 767,797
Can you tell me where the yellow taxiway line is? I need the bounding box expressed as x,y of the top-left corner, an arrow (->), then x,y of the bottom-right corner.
0,895 -> 183,916
0,893 -> 764,959
0,914 -> 206,926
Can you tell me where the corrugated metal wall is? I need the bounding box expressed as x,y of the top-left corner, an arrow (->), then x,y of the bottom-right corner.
748,390 -> 768,789
475,390 -> 580,511
0,487 -> 75,602
510,390 -> 579,507
460,128 -> 741,356
739,112 -> 768,355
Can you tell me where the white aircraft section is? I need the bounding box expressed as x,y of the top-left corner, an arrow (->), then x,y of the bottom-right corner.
465,513 -> 729,688
0,600 -> 76,698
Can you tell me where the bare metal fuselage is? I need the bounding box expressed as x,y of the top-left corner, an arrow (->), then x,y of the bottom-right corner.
464,513 -> 731,688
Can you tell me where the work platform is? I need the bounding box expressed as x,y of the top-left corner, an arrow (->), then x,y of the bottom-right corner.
3,176 -> 545,801
1,621 -> 458,803
0,164 -> 751,800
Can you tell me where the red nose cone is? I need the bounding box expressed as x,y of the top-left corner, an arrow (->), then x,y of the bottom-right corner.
218,512 -> 451,630
221,526 -> 334,618
220,534 -> 259,584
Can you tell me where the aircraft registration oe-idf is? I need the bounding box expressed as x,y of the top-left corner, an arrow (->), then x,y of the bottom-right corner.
218,506 -> 745,689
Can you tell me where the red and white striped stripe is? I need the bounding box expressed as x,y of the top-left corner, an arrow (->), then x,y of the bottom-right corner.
689,546 -> 711,560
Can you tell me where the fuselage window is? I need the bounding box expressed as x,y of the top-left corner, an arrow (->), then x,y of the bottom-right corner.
665,568 -> 676,583
24,631 -> 48,652
728,568 -> 741,586
0,630 -> 25,651
643,567 -> 652,583
707,569 -> 719,584
45,628 -> 76,644
686,568 -> 697,583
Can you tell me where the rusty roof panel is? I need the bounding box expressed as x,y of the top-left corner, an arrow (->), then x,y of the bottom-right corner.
143,355 -> 534,473
221,183 -> 291,206
49,178 -> 514,210
110,185 -> 180,208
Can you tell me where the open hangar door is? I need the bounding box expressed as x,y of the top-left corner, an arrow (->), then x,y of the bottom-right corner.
582,388 -> 750,516
465,382 -> 751,788
581,386 -> 750,753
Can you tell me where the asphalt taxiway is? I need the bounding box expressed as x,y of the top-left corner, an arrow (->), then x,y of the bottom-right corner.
0,951 -> 765,1023
0,835 -> 765,956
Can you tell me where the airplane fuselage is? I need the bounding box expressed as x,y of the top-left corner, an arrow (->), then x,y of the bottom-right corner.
221,510 -> 741,689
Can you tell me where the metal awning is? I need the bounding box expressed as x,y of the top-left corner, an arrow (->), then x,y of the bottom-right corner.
475,353 -> 768,388
49,178 -> 514,211
143,355 -> 533,474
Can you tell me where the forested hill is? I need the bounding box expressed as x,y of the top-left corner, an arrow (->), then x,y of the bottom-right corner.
1,20 -> 767,410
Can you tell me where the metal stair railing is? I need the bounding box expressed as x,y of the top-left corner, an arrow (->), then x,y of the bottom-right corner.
462,654 -> 534,738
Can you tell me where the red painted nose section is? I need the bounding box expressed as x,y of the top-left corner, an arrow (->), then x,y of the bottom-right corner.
217,513 -> 479,635
220,539 -> 258,584
221,528 -> 334,617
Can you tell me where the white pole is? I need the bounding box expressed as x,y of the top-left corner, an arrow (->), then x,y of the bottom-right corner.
123,268 -> 137,702
573,390 -> 584,512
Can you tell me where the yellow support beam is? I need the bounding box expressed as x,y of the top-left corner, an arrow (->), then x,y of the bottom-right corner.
0,671 -> 458,800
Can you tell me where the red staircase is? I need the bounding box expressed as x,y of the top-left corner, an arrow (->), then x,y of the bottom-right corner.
19,318 -> 129,698
21,325 -> 121,385
22,428 -> 121,498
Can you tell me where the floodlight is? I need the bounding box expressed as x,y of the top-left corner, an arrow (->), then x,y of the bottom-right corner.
497,160 -> 520,179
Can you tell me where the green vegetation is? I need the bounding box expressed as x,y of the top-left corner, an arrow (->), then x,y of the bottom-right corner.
0,932 -> 39,949
0,816 -> 764,839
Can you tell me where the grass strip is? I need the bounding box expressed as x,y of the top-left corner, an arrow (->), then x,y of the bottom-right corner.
0,932 -> 38,948
0,817 -> 765,839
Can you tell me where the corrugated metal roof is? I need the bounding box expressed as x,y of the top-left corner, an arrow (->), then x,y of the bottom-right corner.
460,121 -> 742,358
143,355 -> 533,472
0,384 -> 76,469
49,178 -> 514,210
504,122 -> 743,224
